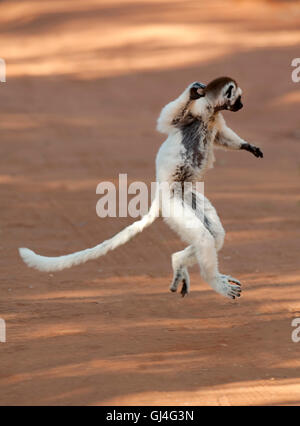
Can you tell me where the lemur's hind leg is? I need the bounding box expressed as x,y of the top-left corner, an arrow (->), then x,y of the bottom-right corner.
170,194 -> 225,296
166,194 -> 241,299
170,245 -> 194,297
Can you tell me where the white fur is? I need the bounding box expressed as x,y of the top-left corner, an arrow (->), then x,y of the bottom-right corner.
19,193 -> 159,272
214,114 -> 246,150
19,79 -> 245,299
156,81 -> 243,298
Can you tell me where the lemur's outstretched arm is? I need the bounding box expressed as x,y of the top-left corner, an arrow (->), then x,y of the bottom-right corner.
215,114 -> 263,158
157,82 -> 205,135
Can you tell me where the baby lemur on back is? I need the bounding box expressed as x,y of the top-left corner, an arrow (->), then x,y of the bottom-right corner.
19,77 -> 263,300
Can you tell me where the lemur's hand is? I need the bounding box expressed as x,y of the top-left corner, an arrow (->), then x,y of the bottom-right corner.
241,143 -> 263,158
189,82 -> 206,100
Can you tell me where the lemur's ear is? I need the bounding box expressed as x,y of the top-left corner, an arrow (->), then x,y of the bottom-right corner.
225,84 -> 234,98
190,82 -> 206,100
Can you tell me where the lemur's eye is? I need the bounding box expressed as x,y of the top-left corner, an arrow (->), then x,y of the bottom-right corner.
225,85 -> 233,98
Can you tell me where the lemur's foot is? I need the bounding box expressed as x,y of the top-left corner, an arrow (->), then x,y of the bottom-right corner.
170,268 -> 190,297
211,274 -> 242,299
180,278 -> 189,297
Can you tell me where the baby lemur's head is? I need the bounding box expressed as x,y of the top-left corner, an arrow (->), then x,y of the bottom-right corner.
193,77 -> 243,113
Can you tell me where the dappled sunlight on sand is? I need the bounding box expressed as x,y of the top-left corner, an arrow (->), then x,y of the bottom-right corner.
96,378 -> 300,405
0,113 -> 96,131
1,0 -> 300,407
1,0 -> 300,78
271,90 -> 300,106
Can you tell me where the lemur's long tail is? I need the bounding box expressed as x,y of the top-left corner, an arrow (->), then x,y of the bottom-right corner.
19,195 -> 160,273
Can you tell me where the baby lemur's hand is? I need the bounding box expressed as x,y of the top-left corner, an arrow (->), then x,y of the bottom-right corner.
189,82 -> 206,100
241,143 -> 263,158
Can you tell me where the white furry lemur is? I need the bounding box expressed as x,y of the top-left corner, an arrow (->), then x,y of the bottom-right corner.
19,77 -> 263,299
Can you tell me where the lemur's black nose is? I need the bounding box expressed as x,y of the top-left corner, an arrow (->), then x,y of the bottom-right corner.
231,96 -> 243,111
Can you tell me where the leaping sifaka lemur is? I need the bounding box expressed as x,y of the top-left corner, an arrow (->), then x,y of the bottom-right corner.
19,76 -> 263,299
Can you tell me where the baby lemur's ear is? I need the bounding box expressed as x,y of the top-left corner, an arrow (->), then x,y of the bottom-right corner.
189,82 -> 206,100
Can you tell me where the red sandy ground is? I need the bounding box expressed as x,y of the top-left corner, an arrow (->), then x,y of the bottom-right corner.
0,0 -> 300,405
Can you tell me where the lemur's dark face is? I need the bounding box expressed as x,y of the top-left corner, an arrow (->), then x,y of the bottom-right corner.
228,95 -> 243,112
201,77 -> 243,113
221,81 -> 243,112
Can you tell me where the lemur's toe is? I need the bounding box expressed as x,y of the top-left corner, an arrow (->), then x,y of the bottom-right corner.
180,279 -> 189,297
170,278 -> 179,292
227,276 -> 241,286
254,147 -> 263,158
228,284 -> 242,299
